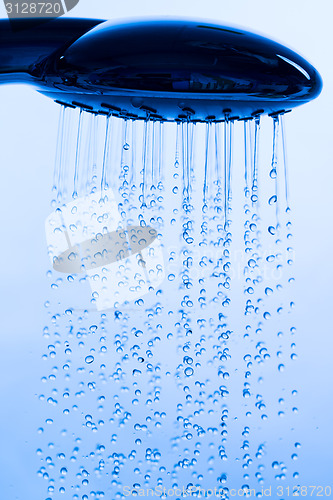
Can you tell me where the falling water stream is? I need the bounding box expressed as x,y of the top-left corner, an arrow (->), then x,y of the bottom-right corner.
39,108 -> 298,499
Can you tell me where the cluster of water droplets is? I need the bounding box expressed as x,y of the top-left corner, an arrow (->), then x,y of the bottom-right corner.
38,106 -> 299,499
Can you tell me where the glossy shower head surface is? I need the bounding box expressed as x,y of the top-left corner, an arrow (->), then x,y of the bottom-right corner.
0,17 -> 322,121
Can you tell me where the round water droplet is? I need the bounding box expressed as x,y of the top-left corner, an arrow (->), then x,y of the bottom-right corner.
68,251 -> 77,261
85,355 -> 94,364
184,367 -> 194,377
269,168 -> 277,179
269,195 -> 277,205
123,142 -> 130,150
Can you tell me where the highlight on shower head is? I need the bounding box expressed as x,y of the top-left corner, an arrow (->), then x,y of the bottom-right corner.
0,17 -> 322,121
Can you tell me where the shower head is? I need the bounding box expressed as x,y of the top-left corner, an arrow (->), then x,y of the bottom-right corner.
0,17 -> 322,121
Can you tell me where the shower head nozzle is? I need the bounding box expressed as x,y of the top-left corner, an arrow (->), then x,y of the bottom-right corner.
0,18 -> 322,121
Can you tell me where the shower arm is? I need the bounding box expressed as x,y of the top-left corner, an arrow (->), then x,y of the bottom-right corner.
0,18 -> 103,85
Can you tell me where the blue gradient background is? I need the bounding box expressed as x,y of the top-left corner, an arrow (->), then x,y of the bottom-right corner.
0,0 -> 332,498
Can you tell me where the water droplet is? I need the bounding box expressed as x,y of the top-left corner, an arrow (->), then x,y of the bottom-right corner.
184,367 -> 194,377
85,355 -> 94,364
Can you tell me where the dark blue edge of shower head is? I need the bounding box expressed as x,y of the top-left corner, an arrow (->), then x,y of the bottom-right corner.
0,17 -> 323,121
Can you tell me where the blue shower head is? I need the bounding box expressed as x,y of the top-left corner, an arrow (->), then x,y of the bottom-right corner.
0,17 -> 322,121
